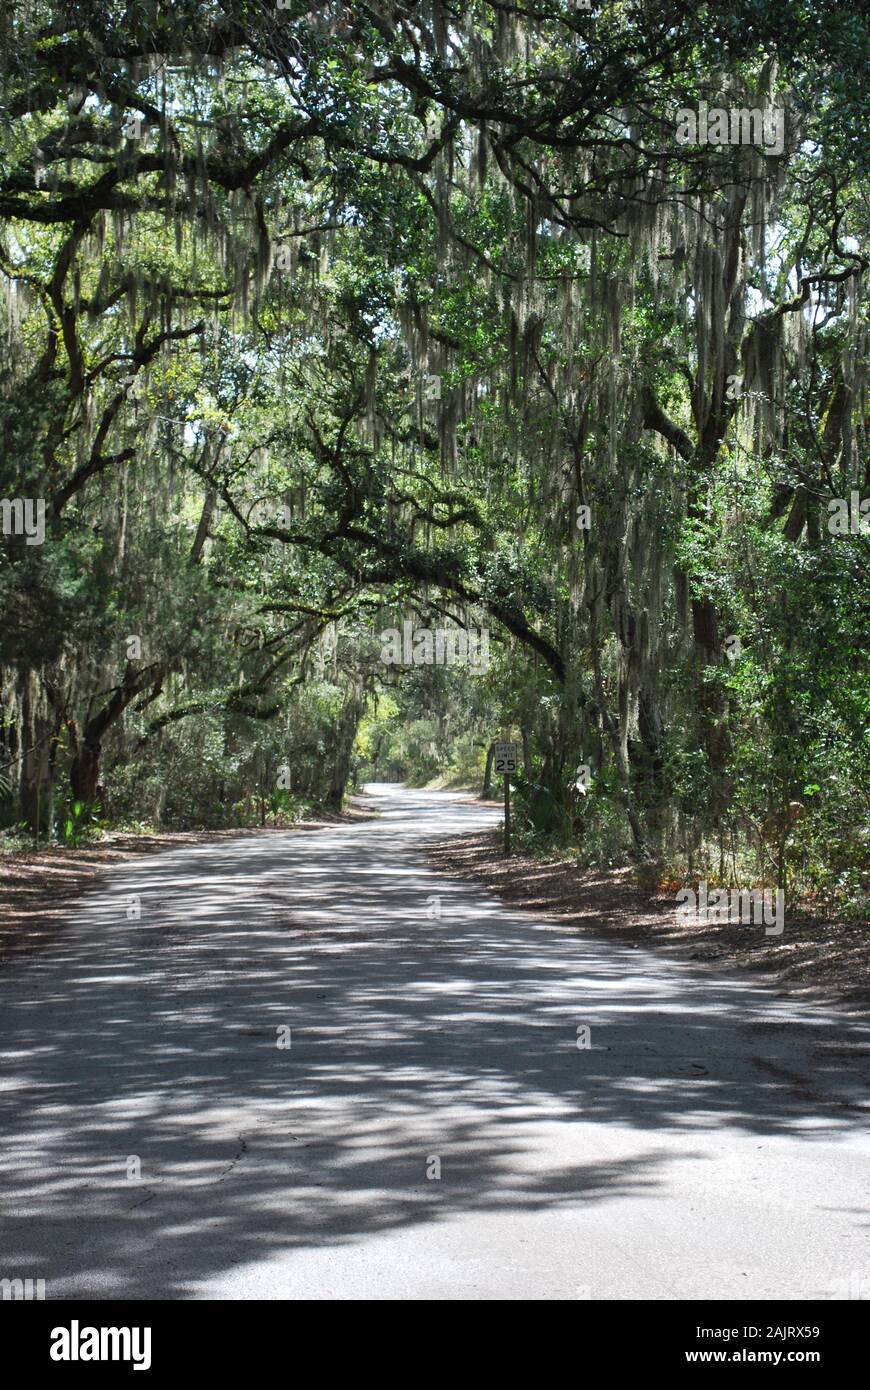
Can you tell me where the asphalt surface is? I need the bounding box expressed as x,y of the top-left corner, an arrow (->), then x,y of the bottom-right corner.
0,784 -> 868,1300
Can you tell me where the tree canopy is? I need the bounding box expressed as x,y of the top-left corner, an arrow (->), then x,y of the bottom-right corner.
1,1 -> 867,910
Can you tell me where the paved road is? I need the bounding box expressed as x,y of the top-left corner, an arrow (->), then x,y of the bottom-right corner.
1,784 -> 868,1300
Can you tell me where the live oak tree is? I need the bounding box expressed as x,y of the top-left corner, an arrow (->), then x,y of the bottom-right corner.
0,2 -> 867,903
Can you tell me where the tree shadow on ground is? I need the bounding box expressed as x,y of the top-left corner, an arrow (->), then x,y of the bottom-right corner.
1,790 -> 868,1297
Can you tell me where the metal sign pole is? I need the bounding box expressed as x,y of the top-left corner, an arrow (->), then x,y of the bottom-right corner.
504,770 -> 511,855
492,738 -> 517,857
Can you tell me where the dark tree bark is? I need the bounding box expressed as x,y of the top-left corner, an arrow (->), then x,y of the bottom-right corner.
69,663 -> 163,810
481,741 -> 495,799
326,695 -> 363,811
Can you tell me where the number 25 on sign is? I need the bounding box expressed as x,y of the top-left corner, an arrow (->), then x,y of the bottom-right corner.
492,741 -> 518,854
493,741 -> 518,775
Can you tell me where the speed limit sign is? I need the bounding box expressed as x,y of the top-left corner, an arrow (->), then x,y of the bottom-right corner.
493,741 -> 518,775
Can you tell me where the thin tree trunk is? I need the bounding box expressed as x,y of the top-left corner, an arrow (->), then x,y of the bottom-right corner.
481,742 -> 495,799
326,695 -> 363,811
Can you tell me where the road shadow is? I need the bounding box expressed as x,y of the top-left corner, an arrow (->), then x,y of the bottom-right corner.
1,788 -> 868,1297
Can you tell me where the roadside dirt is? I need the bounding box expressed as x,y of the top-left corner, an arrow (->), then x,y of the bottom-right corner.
425,827 -> 870,1015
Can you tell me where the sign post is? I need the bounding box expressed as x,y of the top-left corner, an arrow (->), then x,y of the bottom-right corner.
492,740 -> 518,855
504,770 -> 511,856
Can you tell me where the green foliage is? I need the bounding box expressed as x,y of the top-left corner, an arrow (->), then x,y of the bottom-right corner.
0,2 -> 866,913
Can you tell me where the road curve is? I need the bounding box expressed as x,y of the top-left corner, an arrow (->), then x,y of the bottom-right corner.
0,784 -> 868,1300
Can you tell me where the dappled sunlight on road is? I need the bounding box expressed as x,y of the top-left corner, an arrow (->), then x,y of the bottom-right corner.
1,787 -> 868,1299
